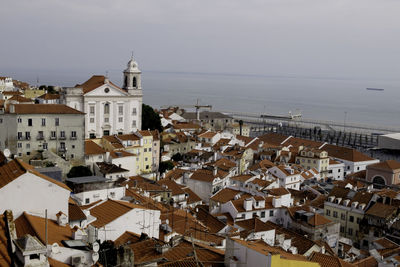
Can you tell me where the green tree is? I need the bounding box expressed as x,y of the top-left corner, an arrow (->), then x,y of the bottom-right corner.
142,104 -> 162,132
171,153 -> 183,162
67,165 -> 92,178
159,161 -> 174,174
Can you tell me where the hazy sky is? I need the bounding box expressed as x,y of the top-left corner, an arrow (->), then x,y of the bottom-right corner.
1,0 -> 400,79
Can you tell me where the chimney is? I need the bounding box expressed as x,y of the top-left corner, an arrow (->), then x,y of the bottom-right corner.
213,166 -> 218,176
321,246 -> 325,254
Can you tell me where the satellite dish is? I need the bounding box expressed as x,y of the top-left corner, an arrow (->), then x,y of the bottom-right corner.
92,252 -> 99,262
51,243 -> 60,254
92,242 -> 100,252
3,149 -> 10,158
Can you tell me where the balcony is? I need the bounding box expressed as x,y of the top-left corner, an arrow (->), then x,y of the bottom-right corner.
59,136 -> 66,140
36,135 -> 44,141
50,136 -> 57,140
70,136 -> 77,140
58,147 -> 66,152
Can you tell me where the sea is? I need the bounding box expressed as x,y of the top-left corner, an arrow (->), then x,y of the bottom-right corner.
5,68 -> 400,128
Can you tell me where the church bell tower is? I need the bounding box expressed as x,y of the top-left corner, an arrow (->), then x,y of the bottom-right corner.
123,55 -> 142,96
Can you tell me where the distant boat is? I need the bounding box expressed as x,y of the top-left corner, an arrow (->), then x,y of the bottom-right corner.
366,88 -> 384,91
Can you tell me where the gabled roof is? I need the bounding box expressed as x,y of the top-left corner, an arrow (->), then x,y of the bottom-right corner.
89,199 -> 154,228
308,213 -> 332,227
210,188 -> 250,204
75,75 -> 127,94
158,179 -> 186,196
230,174 -> 253,183
8,95 -> 33,102
14,212 -> 72,247
309,251 -> 355,267
0,159 -> 71,191
85,140 -> 106,155
190,168 -> 228,183
266,187 -> 290,196
37,93 -> 60,100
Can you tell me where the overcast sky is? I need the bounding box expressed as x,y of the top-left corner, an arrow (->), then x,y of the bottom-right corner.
1,0 -> 400,80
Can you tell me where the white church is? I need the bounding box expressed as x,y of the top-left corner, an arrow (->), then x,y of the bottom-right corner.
61,57 -> 143,139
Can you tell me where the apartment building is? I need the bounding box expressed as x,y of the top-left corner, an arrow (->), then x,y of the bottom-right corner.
0,104 -> 85,163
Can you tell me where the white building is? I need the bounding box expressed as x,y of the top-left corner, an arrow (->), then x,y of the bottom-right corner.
61,57 -> 143,138
268,165 -> 302,191
328,159 -> 345,180
86,199 -> 160,242
0,159 -> 71,220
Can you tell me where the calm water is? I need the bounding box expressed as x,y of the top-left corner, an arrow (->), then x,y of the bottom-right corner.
5,68 -> 400,127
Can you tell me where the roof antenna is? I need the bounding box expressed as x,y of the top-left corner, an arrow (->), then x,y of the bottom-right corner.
131,51 -> 134,60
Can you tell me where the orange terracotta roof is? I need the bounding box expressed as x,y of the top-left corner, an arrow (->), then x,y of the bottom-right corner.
38,93 -> 60,100
12,104 -> 84,114
267,187 -> 290,196
368,160 -> 400,171
198,131 -> 217,139
190,168 -> 228,183
109,150 -> 136,158
85,140 -> 106,155
68,202 -> 86,222
2,91 -> 22,95
75,75 -> 127,94
308,213 -> 332,227
352,256 -> 378,267
230,174 -> 253,183
89,199 -> 154,228
0,159 -> 70,191
182,187 -> 202,204
116,133 -> 140,141
158,179 -> 186,196
366,202 -> 397,218
210,188 -> 250,204
8,95 -> 33,102
309,251 -> 355,267
14,212 -> 72,247
0,215 -> 11,266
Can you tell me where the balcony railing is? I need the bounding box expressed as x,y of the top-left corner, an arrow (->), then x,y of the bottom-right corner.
59,136 -> 66,140
36,135 -> 44,140
70,136 -> 77,140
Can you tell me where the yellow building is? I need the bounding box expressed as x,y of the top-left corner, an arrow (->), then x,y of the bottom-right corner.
324,187 -> 374,247
226,238 -> 321,267
23,89 -> 46,99
296,147 -> 329,178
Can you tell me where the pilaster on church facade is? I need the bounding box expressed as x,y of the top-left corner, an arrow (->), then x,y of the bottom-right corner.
60,57 -> 143,139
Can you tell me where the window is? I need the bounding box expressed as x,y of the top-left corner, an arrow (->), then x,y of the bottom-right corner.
28,118 -> 32,126
132,77 -> 137,87
349,216 -> 354,222
132,108 -> 137,115
60,131 -> 65,138
104,103 -> 110,114
90,118 -> 94,123
54,118 -> 59,126
340,226 -> 345,233
357,218 -> 361,224
90,106 -> 95,115
341,213 -> 346,220
25,132 -> 30,140
348,228 -> 353,235
72,145 -> 75,149
71,154 -> 74,159
85,198 -> 90,204
132,120 -> 136,127
43,143 -> 48,150
71,131 -> 77,139
17,143 -> 22,148
149,148 -> 152,152
261,211 -> 265,218
118,105 -> 123,115
144,148 -> 147,152
145,157 -> 148,161
269,210 -> 274,216
104,117 -> 109,123
51,131 -> 56,139
41,118 -> 46,126
347,166 -> 350,170
17,118 -> 22,123
17,132 -> 22,140
90,133 -> 96,139
333,211 -> 338,218
118,117 -> 123,123
38,131 -> 44,140
252,212 -> 257,218
326,209 -> 331,216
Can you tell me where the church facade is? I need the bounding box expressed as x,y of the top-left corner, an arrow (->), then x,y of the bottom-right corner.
61,57 -> 143,139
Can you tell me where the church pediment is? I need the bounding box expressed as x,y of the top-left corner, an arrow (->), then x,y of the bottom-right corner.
84,83 -> 129,97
